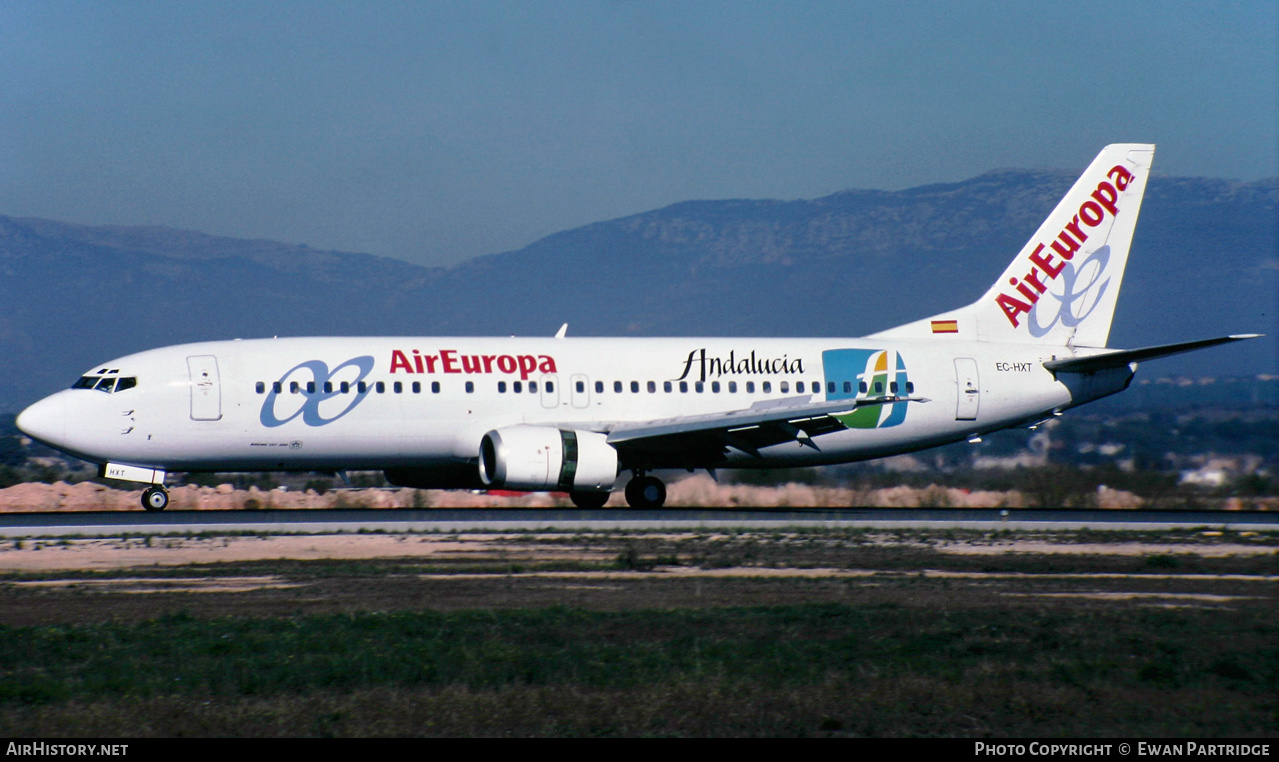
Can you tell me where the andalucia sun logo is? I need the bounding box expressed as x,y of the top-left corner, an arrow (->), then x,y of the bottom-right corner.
821,349 -> 910,429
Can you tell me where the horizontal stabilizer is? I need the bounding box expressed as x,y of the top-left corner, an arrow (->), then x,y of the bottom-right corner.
1043,335 -> 1263,374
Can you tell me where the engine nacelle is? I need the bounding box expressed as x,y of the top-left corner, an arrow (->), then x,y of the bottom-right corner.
478,426 -> 618,492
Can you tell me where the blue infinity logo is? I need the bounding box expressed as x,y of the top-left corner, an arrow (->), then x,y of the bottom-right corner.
1027,245 -> 1111,338
260,356 -> 376,427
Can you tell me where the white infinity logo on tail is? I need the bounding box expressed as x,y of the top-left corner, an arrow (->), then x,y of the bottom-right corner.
1027,246 -> 1111,338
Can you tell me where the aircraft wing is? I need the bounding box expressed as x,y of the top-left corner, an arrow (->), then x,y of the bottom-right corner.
606,395 -> 930,463
1043,334 -> 1262,374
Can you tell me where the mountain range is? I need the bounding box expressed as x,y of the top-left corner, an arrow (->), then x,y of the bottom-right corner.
1,168 -> 1274,412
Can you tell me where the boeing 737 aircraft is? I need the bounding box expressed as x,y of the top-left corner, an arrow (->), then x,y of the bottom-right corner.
16,144 -> 1260,510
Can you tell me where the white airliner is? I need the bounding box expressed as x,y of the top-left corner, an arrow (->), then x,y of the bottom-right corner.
16,144 -> 1260,511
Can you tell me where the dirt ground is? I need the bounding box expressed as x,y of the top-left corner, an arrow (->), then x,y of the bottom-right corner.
10,474 -> 1278,511
0,531 -> 1275,572
0,525 -> 1272,738
0,528 -> 1272,626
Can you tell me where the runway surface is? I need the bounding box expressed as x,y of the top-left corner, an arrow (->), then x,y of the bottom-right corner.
0,507 -> 1275,537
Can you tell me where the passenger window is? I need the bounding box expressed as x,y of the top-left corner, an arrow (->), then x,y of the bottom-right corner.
577,381 -> 585,393
595,381 -> 603,393
711,381 -> 720,393
695,381 -> 704,393
273,382 -> 282,394
546,381 -> 553,393
529,381 -> 537,393
647,381 -> 656,393
845,381 -> 854,394
795,381 -> 803,393
256,381 -> 265,394
291,381 -> 301,394
324,382 -> 333,393
762,381 -> 771,393
465,381 -> 474,393
874,382 -> 883,394
394,381 -> 403,393
828,381 -> 836,394
513,381 -> 522,393
498,381 -> 507,393
679,381 -> 688,393
631,381 -> 639,393
306,381 -> 316,394
412,381 -> 421,393
341,381 -> 350,394
728,381 -> 737,393
746,382 -> 755,393
890,382 -> 898,394
663,381 -> 672,393
906,382 -> 914,394
614,381 -> 623,393
376,381 -> 385,393
358,381 -> 367,393
432,381 -> 440,393
780,381 -> 789,393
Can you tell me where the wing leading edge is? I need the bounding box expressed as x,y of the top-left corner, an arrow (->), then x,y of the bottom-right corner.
606,394 -> 930,464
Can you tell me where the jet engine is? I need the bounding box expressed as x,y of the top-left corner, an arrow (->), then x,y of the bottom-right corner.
478,426 -> 618,492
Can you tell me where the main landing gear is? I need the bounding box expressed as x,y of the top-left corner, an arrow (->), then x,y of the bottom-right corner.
569,491 -> 610,509
624,472 -> 667,509
568,472 -> 668,509
141,486 -> 169,512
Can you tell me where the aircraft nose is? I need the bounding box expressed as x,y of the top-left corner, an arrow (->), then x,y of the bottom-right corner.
16,395 -> 67,447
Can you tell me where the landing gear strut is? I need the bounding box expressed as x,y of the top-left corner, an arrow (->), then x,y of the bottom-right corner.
142,486 -> 169,512
624,473 -> 666,508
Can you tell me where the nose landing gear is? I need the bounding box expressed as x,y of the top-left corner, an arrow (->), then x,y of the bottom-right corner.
142,486 -> 169,512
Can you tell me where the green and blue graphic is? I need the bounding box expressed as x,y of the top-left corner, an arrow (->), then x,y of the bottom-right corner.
822,349 -> 910,429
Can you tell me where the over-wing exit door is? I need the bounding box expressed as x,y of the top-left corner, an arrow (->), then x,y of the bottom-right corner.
188,355 -> 222,421
954,358 -> 980,421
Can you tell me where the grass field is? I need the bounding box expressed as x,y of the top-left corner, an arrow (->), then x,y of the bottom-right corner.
0,528 -> 1273,737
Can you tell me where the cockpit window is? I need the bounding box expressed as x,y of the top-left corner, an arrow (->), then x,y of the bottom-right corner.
72,374 -> 137,394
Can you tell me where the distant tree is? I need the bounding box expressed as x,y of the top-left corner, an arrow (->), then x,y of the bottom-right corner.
1024,465 -> 1094,508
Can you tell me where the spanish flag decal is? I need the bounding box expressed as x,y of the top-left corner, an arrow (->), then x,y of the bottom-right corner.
931,320 -> 959,334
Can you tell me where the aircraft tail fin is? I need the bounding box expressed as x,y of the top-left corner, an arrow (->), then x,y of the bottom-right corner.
872,144 -> 1155,348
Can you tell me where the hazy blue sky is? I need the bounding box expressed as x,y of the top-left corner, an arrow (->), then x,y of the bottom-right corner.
2,1 -> 1275,267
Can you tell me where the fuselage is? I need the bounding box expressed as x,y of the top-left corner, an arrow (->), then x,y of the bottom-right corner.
16,334 -> 1132,481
